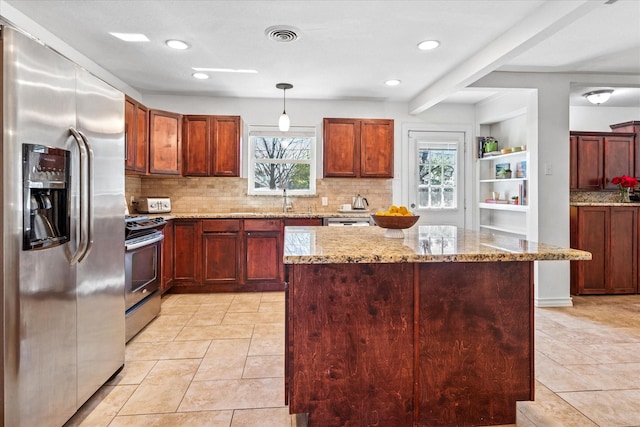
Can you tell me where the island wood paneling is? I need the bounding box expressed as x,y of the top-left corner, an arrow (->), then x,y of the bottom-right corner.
417,262 -> 533,426
288,263 -> 414,426
286,261 -> 534,426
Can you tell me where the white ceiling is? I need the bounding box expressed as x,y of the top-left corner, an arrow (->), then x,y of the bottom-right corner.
1,0 -> 639,109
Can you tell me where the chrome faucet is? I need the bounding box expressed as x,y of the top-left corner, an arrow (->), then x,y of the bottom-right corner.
283,188 -> 293,212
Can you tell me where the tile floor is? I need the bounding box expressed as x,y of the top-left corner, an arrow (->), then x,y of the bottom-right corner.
63,292 -> 640,427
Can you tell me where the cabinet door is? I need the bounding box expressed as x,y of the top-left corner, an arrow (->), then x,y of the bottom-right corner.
149,109 -> 181,175
603,135 -> 635,190
609,207 -> 637,293
183,115 -> 210,176
202,219 -> 241,285
323,118 -> 360,177
161,221 -> 174,294
360,119 -> 393,178
244,219 -> 283,287
211,116 -> 241,177
173,220 -> 201,285
574,207 -> 608,294
576,136 -> 603,190
134,103 -> 148,173
202,233 -> 241,285
124,97 -> 136,171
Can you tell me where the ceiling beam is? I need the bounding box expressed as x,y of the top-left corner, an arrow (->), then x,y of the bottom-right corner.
408,0 -> 602,115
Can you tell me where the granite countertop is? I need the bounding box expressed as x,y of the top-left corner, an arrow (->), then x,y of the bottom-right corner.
571,202 -> 640,206
283,225 -> 591,264
148,211 -> 372,220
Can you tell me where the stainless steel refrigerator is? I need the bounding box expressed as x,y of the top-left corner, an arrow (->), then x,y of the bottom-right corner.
1,26 -> 126,427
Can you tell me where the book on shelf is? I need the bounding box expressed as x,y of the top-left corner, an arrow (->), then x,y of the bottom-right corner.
495,163 -> 510,179
484,199 -> 509,204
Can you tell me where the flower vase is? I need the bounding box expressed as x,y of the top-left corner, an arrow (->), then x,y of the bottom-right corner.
620,187 -> 631,203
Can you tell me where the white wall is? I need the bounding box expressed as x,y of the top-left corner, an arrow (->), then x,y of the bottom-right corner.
570,106 -> 639,131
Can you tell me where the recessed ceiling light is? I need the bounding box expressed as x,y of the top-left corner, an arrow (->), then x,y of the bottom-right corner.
166,39 -> 190,50
192,67 -> 258,74
192,72 -> 209,80
109,32 -> 149,42
417,40 -> 440,50
385,79 -> 401,86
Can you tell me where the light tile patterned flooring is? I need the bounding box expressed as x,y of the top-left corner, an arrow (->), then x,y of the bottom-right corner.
63,292 -> 640,427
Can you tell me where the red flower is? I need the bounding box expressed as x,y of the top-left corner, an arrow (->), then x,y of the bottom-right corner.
612,175 -> 638,188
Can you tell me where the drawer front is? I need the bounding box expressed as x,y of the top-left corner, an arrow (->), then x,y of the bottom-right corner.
244,219 -> 282,232
202,219 -> 241,232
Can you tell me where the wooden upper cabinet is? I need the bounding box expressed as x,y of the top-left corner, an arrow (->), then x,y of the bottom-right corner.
573,133 -> 603,190
124,96 -> 148,174
183,116 -> 209,176
610,121 -> 640,177
183,115 -> 241,177
360,119 -> 394,177
212,116 -> 241,176
323,118 -> 360,177
323,118 -> 393,178
570,131 -> 635,190
603,135 -> 634,189
149,109 -> 182,175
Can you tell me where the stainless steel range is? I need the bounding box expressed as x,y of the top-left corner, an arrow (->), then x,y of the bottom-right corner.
124,215 -> 166,342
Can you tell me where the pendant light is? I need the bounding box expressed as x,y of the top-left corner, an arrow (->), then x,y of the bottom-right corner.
276,83 -> 293,131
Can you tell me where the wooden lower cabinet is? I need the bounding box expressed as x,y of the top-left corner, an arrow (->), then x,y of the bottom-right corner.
172,220 -> 202,287
202,220 -> 242,289
169,218 -> 285,292
571,206 -> 638,295
161,221 -> 174,294
244,219 -> 283,291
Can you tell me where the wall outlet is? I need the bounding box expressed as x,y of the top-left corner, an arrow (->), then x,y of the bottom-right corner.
544,163 -> 552,175
321,197 -> 328,206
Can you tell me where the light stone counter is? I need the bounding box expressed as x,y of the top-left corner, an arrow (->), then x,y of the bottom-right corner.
284,225 -> 591,264
147,211 -> 371,220
571,202 -> 640,206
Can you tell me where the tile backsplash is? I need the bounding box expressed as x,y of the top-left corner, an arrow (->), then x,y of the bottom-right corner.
126,175 -> 392,214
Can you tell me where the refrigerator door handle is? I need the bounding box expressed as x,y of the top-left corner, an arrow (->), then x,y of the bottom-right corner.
69,126 -> 89,264
77,130 -> 94,262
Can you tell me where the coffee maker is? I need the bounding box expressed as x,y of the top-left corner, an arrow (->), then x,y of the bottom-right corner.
23,144 -> 70,250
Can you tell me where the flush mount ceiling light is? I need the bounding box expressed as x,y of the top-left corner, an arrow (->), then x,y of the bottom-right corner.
276,83 -> 293,132
385,79 -> 401,86
109,32 -> 149,42
584,89 -> 614,105
192,72 -> 209,80
166,39 -> 190,50
417,40 -> 440,50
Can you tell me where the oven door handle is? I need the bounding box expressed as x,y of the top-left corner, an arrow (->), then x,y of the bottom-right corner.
125,234 -> 164,251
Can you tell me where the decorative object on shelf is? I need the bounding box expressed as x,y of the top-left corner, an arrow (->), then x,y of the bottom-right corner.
276,83 -> 293,131
511,196 -> 519,205
515,161 -> 527,178
483,137 -> 498,154
496,163 -> 510,179
611,175 -> 638,203
583,89 -> 614,105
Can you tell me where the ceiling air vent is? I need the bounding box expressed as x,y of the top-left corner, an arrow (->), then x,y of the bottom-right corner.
265,25 -> 300,42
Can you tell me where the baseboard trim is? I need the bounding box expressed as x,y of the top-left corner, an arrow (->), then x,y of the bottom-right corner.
534,296 -> 573,308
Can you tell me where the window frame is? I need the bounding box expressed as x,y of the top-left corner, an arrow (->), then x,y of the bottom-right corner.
416,141 -> 459,210
247,125 -> 317,196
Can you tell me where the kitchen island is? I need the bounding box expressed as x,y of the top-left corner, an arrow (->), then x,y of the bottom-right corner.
283,225 -> 590,427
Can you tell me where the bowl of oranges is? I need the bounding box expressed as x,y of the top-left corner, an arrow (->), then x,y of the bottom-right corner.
371,206 -> 419,238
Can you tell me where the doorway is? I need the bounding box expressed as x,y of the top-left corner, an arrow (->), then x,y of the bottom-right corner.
407,130 -> 466,228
